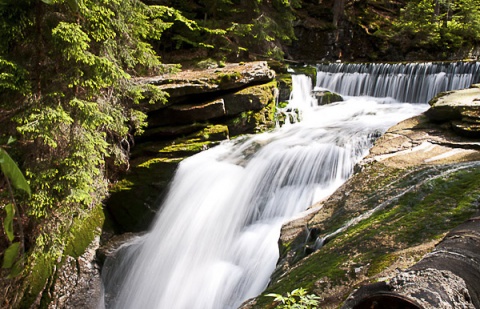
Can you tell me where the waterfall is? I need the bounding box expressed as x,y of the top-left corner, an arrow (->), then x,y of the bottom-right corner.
316,62 -> 480,103
102,62 -> 479,309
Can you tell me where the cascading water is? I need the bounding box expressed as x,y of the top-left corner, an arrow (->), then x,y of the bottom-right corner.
101,62 -> 479,309
316,62 -> 480,103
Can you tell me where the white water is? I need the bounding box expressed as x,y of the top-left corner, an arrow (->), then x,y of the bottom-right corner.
316,62 -> 480,103
102,63 -> 479,309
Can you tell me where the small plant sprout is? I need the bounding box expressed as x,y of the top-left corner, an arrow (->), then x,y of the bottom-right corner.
267,287 -> 321,309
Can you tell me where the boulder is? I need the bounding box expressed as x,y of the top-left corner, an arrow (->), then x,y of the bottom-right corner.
313,90 -> 343,105
426,84 -> 480,137
342,216 -> 480,309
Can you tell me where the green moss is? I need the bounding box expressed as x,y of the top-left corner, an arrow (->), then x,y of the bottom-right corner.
367,253 -> 397,276
215,72 -> 242,85
20,253 -> 54,308
257,164 -> 480,308
259,249 -> 348,308
227,81 -> 277,137
63,204 -> 104,258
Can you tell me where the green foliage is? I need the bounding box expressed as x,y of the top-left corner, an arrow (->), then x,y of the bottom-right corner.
383,0 -> 480,57
0,144 -> 30,272
0,0 -> 173,297
0,0 -> 174,222
267,288 -> 321,309
153,0 -> 300,60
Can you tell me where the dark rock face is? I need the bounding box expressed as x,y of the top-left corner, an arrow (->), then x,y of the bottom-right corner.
105,62 -> 278,233
286,0 -> 398,62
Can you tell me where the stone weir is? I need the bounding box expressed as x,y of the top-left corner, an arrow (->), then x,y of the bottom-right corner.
105,61 -> 278,233
243,85 -> 480,308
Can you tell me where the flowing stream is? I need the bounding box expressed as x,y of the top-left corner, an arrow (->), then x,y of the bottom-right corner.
101,62 -> 480,309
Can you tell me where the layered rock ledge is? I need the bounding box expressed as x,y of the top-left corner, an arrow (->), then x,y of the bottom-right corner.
426,84 -> 480,137
106,62 -> 278,233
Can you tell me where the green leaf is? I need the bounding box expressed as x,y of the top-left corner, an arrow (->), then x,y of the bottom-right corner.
41,0 -> 54,4
2,242 -> 20,269
7,136 -> 16,145
4,203 -> 15,242
0,148 -> 31,196
1,152 -> 30,196
65,0 -> 81,12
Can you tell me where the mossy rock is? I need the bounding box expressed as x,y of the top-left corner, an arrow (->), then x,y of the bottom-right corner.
255,163 -> 480,309
106,124 -> 229,233
276,74 -> 293,102
226,83 -> 277,136
313,90 -> 344,105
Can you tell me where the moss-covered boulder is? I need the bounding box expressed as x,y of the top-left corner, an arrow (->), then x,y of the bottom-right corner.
313,90 -> 343,105
136,61 -> 275,107
276,74 -> 293,102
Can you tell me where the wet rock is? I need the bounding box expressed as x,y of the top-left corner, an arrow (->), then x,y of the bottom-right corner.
313,90 -> 343,105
